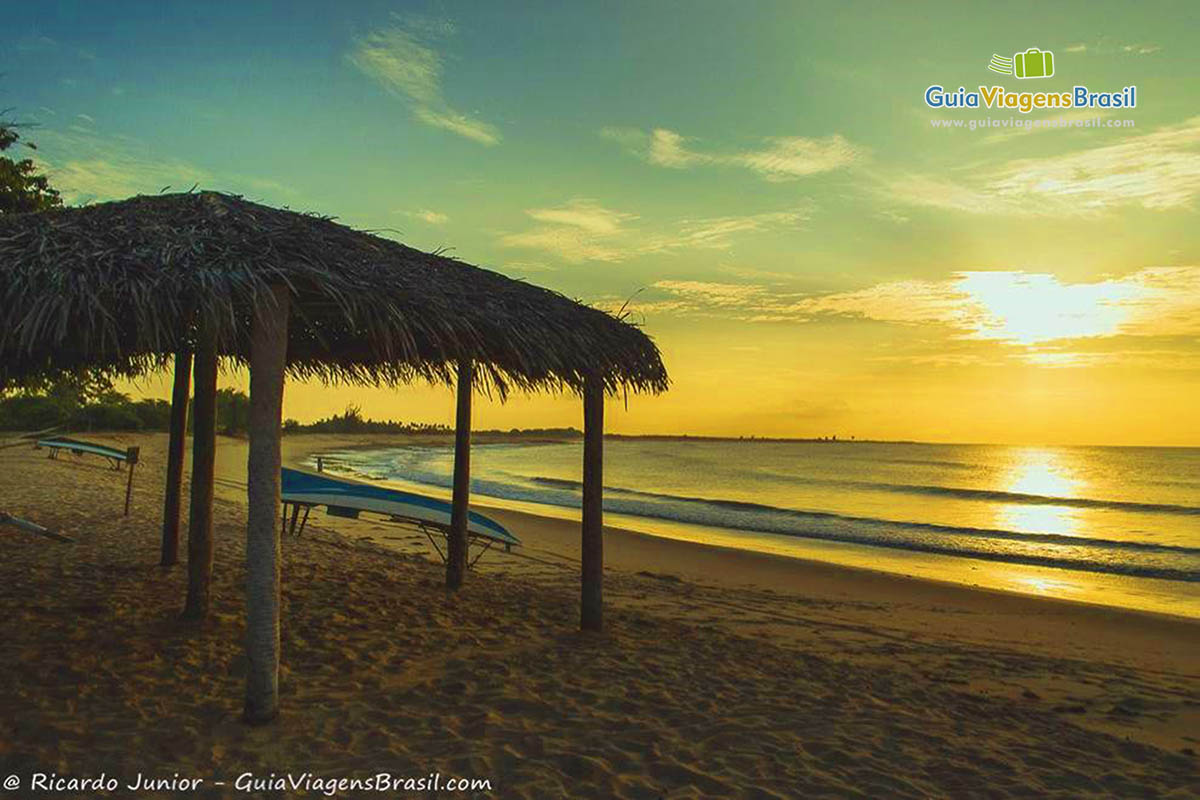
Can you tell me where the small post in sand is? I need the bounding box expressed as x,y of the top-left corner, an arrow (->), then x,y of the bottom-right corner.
581,375 -> 604,632
243,284 -> 289,725
447,359 -> 474,591
183,328 -> 217,621
161,349 -> 192,565
123,446 -> 140,516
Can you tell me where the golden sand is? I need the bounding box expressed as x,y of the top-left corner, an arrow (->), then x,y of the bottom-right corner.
0,432 -> 1196,798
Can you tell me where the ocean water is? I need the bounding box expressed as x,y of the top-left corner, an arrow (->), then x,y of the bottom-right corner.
307,440 -> 1200,617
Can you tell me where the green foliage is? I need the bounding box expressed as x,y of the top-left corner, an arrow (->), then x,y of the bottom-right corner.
129,399 -> 173,429
73,400 -> 144,431
0,369 -> 120,431
0,116 -> 62,215
486,427 -> 582,437
216,388 -> 250,435
291,405 -> 451,435
2,368 -> 117,406
0,394 -> 66,430
0,375 -> 579,438
0,369 -> 172,432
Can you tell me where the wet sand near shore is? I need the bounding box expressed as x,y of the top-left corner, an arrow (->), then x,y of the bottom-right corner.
0,432 -> 1196,798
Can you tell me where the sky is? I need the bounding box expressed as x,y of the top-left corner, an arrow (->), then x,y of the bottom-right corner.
3,1 -> 1199,445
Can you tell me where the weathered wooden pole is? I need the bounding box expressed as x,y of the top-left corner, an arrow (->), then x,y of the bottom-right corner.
580,376 -> 605,632
123,447 -> 140,516
243,285 -> 289,725
182,332 -> 217,621
446,360 -> 474,591
160,350 -> 192,565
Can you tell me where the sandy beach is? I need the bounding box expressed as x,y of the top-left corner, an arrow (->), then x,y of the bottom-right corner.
1,431 -> 1197,798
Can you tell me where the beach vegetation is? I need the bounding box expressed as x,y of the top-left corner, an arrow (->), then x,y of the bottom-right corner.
0,380 -> 578,438
0,112 -> 61,215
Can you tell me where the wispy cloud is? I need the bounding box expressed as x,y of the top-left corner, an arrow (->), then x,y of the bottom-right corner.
733,136 -> 862,181
1121,43 -> 1161,55
29,127 -> 287,205
601,127 -> 862,181
15,35 -> 58,53
881,174 -> 1020,215
499,200 -> 638,262
641,267 -> 1200,365
526,200 -> 631,235
875,209 -> 911,224
1062,40 -> 1160,56
499,199 -> 810,263
988,118 -> 1200,211
14,34 -> 104,63
347,20 -> 499,145
672,210 -> 810,248
401,208 -> 448,224
886,117 -> 1200,215
653,280 -> 768,306
31,130 -> 211,203
717,264 -> 801,282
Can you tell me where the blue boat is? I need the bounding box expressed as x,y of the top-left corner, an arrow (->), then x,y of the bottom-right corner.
280,467 -> 519,563
36,437 -> 138,470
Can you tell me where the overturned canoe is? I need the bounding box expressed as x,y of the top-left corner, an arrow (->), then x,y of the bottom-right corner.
280,467 -> 520,552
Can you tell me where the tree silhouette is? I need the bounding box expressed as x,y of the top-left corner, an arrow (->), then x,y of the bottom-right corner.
0,111 -> 62,215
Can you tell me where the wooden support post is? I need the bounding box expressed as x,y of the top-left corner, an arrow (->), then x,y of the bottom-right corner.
182,332 -> 217,621
580,376 -> 605,632
243,284 -> 289,725
123,447 -> 140,516
446,360 -> 473,591
161,350 -> 191,564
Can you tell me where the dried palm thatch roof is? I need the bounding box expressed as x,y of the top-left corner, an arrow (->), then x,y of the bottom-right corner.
0,192 -> 668,396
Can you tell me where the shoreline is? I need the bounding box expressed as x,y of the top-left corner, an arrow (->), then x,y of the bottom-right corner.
287,433 -> 1200,626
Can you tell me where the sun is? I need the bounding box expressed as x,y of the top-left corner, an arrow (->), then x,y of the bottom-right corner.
955,271 -> 1145,345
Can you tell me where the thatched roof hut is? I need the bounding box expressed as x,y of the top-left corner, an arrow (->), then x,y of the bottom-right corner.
0,191 -> 668,395
0,191 -> 666,723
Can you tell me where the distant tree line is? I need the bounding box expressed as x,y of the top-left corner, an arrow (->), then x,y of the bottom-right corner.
282,405 -> 582,438
0,376 -> 580,438
282,405 -> 452,435
0,374 -> 248,434
0,380 -> 438,436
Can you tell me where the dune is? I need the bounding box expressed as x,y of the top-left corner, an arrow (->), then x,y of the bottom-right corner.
0,431 -> 1196,798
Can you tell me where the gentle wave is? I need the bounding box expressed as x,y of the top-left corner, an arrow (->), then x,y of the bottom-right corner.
309,448 -> 1200,584
528,476 -> 1200,557
747,473 -> 1200,517
520,477 -> 1200,582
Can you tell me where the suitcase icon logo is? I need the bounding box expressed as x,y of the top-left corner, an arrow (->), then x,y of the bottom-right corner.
987,48 -> 1055,79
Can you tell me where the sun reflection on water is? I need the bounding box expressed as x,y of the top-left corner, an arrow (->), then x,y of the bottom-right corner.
1014,575 -> 1080,596
995,449 -> 1084,538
